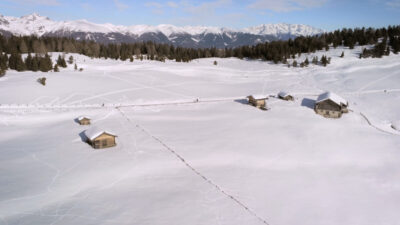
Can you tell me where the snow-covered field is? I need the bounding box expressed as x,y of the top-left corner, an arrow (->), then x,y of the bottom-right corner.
1,47 -> 400,225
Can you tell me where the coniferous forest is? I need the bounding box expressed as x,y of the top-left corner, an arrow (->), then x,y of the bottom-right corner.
0,25 -> 399,75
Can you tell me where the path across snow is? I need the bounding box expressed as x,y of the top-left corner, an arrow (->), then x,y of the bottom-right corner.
117,107 -> 271,225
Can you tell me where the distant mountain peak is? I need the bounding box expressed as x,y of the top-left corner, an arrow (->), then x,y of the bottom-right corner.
242,23 -> 323,37
0,13 -> 324,48
20,13 -> 49,21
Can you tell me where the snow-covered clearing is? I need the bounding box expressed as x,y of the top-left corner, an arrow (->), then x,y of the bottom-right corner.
1,47 -> 400,225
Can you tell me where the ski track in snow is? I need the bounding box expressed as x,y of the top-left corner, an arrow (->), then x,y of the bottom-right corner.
30,153 -> 61,193
92,109 -> 117,123
102,72 -> 195,100
0,97 -> 244,111
58,93 -> 94,105
29,154 -> 140,225
358,111 -> 400,136
1,93 -> 398,138
116,107 -> 270,225
66,82 -> 195,105
357,70 -> 399,92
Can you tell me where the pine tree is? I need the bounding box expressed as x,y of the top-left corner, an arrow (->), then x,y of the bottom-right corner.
312,56 -> 318,65
9,53 -> 25,71
390,37 -> 399,54
0,53 -> 6,76
32,40 -> 47,54
74,63 -> 78,70
304,58 -> 309,66
372,38 -> 387,58
31,55 -> 39,72
213,60 -> 217,65
68,55 -> 74,64
340,51 -> 344,58
292,60 -> 298,67
39,53 -> 53,72
360,48 -> 367,58
321,55 -> 328,66
0,53 -> 8,71
0,68 -> 5,77
54,64 -> 59,72
25,53 -> 33,70
129,56 -> 134,62
19,40 -> 29,53
57,55 -> 67,68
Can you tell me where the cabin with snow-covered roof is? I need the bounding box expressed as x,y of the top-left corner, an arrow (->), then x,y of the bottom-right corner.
247,95 -> 268,110
314,91 -> 349,118
278,91 -> 294,101
84,126 -> 117,149
77,116 -> 91,125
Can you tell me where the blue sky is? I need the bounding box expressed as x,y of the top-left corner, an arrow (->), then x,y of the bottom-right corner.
1,0 -> 399,30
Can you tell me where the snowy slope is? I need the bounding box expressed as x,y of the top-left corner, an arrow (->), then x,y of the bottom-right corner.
0,47 -> 400,225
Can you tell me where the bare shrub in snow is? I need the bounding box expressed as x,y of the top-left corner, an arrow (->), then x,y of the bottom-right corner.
37,77 -> 46,86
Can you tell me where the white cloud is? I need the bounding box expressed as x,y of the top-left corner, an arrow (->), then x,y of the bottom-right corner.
386,0 -> 400,7
8,0 -> 60,6
184,0 -> 232,15
114,0 -> 128,10
172,0 -> 232,26
80,2 -> 92,10
166,1 -> 179,8
145,2 -> 163,8
162,0 -> 243,27
144,0 -> 231,14
144,2 -> 166,14
144,1 -> 179,9
248,0 -> 328,12
143,0 -> 237,26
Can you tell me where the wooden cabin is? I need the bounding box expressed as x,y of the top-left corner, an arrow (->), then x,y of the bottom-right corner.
247,95 -> 268,110
78,116 -> 91,125
84,127 -> 117,149
314,92 -> 348,118
278,91 -> 294,101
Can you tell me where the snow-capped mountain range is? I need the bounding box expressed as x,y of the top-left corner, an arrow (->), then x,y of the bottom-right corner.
0,13 -> 324,48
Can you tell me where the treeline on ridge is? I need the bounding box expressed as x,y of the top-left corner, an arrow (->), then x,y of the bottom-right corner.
0,25 -> 400,75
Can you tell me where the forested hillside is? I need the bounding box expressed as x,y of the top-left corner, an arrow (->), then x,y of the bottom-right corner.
0,25 -> 399,76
